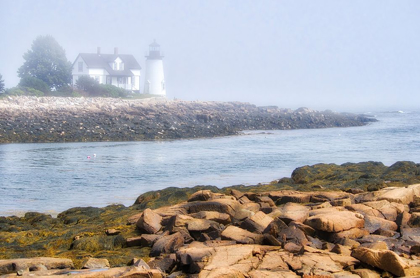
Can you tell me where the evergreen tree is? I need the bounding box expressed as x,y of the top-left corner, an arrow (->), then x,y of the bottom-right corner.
0,74 -> 4,92
18,35 -> 72,90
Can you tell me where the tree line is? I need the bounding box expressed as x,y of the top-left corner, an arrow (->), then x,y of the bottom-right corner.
1,35 -> 130,98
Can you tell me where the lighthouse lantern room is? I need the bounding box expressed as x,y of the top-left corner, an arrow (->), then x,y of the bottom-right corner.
144,40 -> 166,96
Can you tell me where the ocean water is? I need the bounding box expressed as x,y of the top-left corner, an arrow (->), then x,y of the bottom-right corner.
0,111 -> 419,216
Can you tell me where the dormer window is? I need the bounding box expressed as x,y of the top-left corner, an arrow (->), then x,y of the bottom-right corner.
112,57 -> 124,71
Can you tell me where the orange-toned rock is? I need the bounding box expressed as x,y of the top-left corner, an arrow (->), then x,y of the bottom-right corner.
304,210 -> 364,233
221,226 -> 264,244
136,208 -> 162,234
352,247 -> 408,276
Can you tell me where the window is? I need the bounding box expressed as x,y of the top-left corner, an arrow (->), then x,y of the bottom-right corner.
78,62 -> 83,72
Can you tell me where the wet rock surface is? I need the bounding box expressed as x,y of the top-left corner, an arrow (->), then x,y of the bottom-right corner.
1,162 -> 420,277
0,96 -> 375,143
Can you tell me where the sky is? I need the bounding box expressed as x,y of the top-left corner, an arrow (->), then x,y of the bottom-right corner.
1,0 -> 419,112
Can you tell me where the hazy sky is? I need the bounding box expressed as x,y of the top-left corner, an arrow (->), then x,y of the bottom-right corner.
1,0 -> 419,111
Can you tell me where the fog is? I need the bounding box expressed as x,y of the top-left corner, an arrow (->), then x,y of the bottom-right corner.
1,0 -> 419,112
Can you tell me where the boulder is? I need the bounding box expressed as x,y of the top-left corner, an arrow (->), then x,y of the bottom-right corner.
150,232 -> 184,257
278,225 -> 309,246
377,186 -> 417,205
361,241 -> 388,250
329,228 -> 369,242
363,215 -> 398,233
148,254 -> 177,273
249,269 -> 300,278
351,247 -> 409,276
351,268 -> 381,278
0,257 -> 74,275
185,198 -> 243,219
136,208 -> 162,234
362,200 -> 403,221
304,210 -> 364,233
189,211 -> 231,225
221,226 -> 263,244
126,234 -> 161,247
345,204 -> 384,219
240,211 -> 274,234
408,212 -> 420,227
275,202 -> 310,224
188,190 -> 215,202
270,191 -> 311,205
82,258 -> 110,269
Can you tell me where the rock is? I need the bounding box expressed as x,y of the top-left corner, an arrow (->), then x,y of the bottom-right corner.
136,208 -> 162,234
185,198 -> 243,219
363,215 -> 398,233
150,232 -> 184,257
270,191 -> 311,205
148,254 -> 177,273
396,211 -> 411,228
346,203 -> 384,219
362,200 -> 403,221
377,186 -> 418,205
188,190 -> 215,202
275,202 -> 310,224
361,241 -> 388,250
409,212 -> 420,227
221,226 -> 264,244
331,244 -> 352,256
263,234 -> 282,246
240,211 -> 274,234
257,251 -> 290,271
284,242 -> 304,253
351,247 -> 409,276
330,197 -> 352,207
230,189 -> 244,199
189,211 -> 231,225
105,229 -> 120,236
126,234 -> 160,247
351,268 -> 381,278
410,245 -> 420,255
255,196 -> 276,207
329,228 -> 370,242
129,258 -> 150,269
278,225 -> 309,246
82,258 -> 110,269
401,227 -> 420,243
304,210 -> 364,233
263,217 -> 288,237
0,257 -> 74,275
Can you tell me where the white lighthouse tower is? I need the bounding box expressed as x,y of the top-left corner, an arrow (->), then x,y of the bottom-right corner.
143,40 -> 166,96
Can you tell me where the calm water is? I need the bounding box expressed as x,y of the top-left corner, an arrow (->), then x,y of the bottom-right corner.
0,111 -> 419,216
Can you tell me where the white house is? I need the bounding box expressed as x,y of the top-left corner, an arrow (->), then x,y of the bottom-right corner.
72,47 -> 141,92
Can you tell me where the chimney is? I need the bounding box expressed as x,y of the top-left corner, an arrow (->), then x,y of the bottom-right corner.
97,47 -> 101,55
114,47 -> 118,55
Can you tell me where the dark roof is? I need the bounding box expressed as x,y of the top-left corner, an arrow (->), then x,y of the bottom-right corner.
74,53 -> 141,76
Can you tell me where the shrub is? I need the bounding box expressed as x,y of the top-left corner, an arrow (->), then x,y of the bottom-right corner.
5,86 -> 44,97
19,76 -> 50,93
99,84 -> 129,98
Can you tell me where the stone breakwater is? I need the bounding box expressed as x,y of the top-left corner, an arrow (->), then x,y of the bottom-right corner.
0,96 -> 375,143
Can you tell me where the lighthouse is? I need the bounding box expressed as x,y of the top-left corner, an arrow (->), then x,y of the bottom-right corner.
144,40 -> 166,96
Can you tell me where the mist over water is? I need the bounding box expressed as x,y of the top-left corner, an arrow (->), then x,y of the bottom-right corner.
0,111 -> 419,216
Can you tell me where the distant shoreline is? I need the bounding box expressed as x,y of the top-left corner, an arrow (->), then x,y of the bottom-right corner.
0,96 -> 376,144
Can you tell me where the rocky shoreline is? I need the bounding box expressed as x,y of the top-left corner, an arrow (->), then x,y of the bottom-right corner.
0,96 -> 375,143
1,161 -> 420,277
